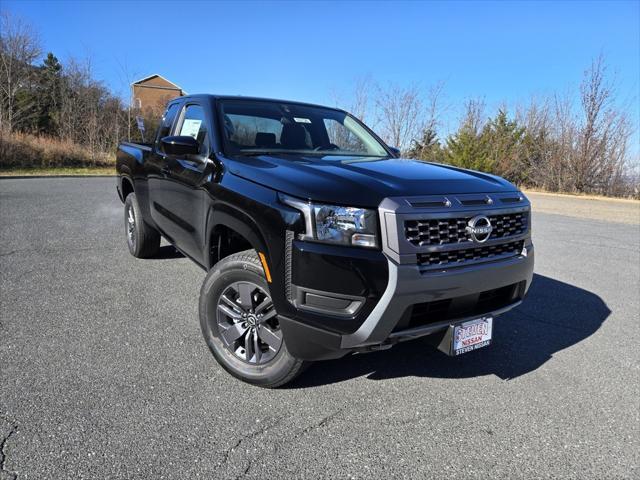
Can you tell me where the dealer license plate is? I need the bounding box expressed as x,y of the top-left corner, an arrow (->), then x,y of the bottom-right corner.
452,317 -> 493,355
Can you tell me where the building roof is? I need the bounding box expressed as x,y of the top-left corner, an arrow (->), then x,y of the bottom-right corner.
131,74 -> 184,92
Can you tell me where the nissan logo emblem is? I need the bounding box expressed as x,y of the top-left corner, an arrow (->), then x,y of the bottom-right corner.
466,215 -> 493,243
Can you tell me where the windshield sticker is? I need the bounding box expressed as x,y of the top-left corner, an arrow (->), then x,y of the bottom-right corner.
180,119 -> 202,138
294,117 -> 312,124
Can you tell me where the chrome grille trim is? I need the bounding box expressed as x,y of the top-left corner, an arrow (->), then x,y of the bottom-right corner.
378,193 -> 532,267
405,212 -> 528,247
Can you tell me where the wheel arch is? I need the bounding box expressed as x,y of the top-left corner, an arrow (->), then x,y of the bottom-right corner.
119,175 -> 134,202
206,205 -> 270,271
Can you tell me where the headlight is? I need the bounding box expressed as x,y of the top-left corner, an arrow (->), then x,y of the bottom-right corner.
280,194 -> 378,248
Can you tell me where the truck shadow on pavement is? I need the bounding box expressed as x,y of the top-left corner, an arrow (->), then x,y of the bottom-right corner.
150,245 -> 184,260
290,274 -> 610,387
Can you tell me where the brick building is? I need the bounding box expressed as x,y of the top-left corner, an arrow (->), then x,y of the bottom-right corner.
131,74 -> 185,116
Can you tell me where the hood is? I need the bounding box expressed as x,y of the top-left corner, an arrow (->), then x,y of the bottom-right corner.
225,154 -> 518,207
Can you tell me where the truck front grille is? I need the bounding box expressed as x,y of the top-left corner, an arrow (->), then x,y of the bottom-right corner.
417,240 -> 524,268
405,212 -> 528,247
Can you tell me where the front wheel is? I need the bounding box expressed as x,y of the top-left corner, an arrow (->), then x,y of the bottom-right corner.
199,250 -> 307,388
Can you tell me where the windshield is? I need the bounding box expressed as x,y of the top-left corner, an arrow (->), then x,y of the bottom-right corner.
218,100 -> 389,157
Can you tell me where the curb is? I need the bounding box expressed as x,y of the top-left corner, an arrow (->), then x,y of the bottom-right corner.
0,175 -> 116,179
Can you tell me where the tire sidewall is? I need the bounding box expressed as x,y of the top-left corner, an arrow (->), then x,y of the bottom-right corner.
124,194 -> 139,257
199,254 -> 299,386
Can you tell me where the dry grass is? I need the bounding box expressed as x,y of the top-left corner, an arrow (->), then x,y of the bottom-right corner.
522,187 -> 640,203
0,131 -> 115,169
0,166 -> 115,176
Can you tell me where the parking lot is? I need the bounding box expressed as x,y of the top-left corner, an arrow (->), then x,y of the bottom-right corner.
1,178 -> 638,479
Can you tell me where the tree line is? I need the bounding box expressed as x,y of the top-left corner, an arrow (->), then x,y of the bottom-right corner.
1,11 -> 637,196
0,12 -> 127,165
335,57 -> 637,197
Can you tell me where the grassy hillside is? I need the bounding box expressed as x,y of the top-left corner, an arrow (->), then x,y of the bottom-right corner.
0,132 -> 115,170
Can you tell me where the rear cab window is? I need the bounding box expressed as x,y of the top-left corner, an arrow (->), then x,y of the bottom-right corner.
156,103 -> 181,153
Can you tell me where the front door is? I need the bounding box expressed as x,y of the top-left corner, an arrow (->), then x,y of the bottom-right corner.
163,103 -> 215,264
147,101 -> 183,242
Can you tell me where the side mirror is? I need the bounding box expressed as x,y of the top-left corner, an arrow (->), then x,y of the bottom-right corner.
161,135 -> 200,157
388,146 -> 401,158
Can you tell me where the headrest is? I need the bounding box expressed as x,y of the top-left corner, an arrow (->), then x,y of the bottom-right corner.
280,123 -> 308,149
255,132 -> 276,148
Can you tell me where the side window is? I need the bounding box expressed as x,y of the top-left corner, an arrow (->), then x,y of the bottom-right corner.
156,103 -> 180,152
175,104 -> 209,156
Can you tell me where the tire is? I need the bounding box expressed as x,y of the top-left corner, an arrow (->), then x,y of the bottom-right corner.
199,249 -> 307,388
124,193 -> 160,258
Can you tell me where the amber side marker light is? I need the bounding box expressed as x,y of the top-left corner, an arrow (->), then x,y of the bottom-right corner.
258,252 -> 272,283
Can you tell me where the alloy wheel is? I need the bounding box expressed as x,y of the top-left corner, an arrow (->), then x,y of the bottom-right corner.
126,205 -> 136,249
215,281 -> 282,364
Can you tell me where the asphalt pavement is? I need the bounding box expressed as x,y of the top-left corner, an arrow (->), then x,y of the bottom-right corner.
1,178 -> 638,479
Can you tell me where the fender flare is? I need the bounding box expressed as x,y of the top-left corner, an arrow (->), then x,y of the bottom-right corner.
122,174 -> 134,194
117,173 -> 134,203
204,204 -> 269,270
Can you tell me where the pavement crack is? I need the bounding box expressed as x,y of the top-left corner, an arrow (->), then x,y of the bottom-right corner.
215,416 -> 285,474
0,415 -> 19,480
238,410 -> 341,479
294,410 -> 339,438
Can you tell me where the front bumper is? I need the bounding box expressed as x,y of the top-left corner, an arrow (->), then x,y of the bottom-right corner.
341,243 -> 534,348
280,242 -> 534,360
278,192 -> 535,360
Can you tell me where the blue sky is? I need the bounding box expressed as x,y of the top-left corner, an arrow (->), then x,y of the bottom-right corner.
4,0 -> 639,136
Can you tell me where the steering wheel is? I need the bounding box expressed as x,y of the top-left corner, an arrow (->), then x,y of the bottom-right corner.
313,143 -> 340,152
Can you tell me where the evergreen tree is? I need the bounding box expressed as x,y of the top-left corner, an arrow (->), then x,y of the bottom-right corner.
444,120 -> 490,171
36,52 -> 63,134
408,127 -> 443,162
481,109 -> 525,181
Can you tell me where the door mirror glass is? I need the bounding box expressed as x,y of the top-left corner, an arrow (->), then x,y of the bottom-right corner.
161,135 -> 200,157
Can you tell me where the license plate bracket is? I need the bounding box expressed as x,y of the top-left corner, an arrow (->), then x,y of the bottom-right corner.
436,316 -> 493,356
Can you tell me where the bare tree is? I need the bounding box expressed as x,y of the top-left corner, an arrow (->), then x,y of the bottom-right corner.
329,75 -> 372,123
0,11 -> 41,132
462,98 -> 486,134
423,81 -> 446,136
115,57 -> 140,142
57,57 -> 125,162
572,55 -> 631,195
407,81 -> 447,161
326,76 -> 375,151
350,76 -> 372,123
374,83 -> 423,152
507,57 -> 634,196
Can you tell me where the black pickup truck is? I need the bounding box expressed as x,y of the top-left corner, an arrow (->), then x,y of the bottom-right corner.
116,94 -> 534,387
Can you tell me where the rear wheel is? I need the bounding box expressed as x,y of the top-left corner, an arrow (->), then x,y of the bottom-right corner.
199,249 -> 307,388
124,193 -> 160,258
